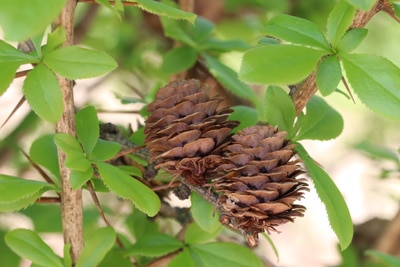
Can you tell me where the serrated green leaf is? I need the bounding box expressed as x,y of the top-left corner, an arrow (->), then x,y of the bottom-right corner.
162,46 -> 197,74
227,106 -> 258,132
76,106 -> 99,155
65,150 -> 91,171
54,133 -> 83,154
125,233 -> 183,257
169,249 -> 195,267
97,162 -> 160,216
136,0 -> 196,23
43,26 -> 66,54
30,134 -> 60,182
0,188 -> 47,212
203,54 -> 257,102
295,143 -> 353,250
0,0 -> 66,41
0,40 -> 38,63
43,46 -> 117,79
0,174 -> 54,203
337,28 -> 368,53
89,139 -> 121,162
189,242 -> 263,267
264,14 -> 330,51
0,62 -> 19,95
327,0 -> 356,46
346,0 -> 376,10
190,192 -> 221,233
240,45 -> 326,85
76,227 -> 116,267
316,55 -> 342,96
365,250 -> 400,266
264,86 -> 296,138
95,0 -> 123,19
23,64 -> 63,123
185,222 -> 221,244
341,53 -> 400,120
5,229 -> 63,267
294,96 -> 343,141
160,17 -> 196,46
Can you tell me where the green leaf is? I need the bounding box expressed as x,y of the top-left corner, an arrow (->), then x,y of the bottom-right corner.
98,248 -> 132,267
192,17 -> 214,42
30,134 -> 60,181
76,106 -> 99,155
161,17 -> 196,47
76,227 -> 116,267
65,150 -> 92,172
89,139 -> 121,162
136,0 -> 196,23
264,86 -> 296,138
0,0 -> 66,41
346,0 -> 376,10
168,249 -> 196,267
0,40 -> 39,63
261,233 -> 280,262
190,192 -> 221,233
201,38 -> 250,53
5,229 -> 63,267
294,96 -> 343,141
240,45 -> 326,85
54,133 -> 83,154
97,162 -> 161,216
161,46 -> 197,74
295,143 -> 353,250
189,242 -> 263,267
227,106 -> 258,132
63,244 -> 72,267
0,188 -> 47,212
0,62 -> 19,95
23,64 -> 63,123
0,174 -> 54,203
43,46 -> 117,79
43,26 -> 66,54
341,53 -> 400,120
354,141 -> 400,165
365,250 -> 400,266
125,233 -> 183,257
316,55 -> 342,96
337,28 -> 368,53
327,0 -> 356,46
184,222 -> 221,244
203,54 -> 257,102
394,3 -> 400,19
264,14 -> 330,51
31,32 -> 45,58
126,209 -> 159,241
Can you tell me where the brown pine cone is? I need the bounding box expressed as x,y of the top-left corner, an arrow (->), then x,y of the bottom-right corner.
212,125 -> 309,247
144,79 -> 239,185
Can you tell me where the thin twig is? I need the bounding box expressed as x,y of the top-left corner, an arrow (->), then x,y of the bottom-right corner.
36,197 -> 61,203
0,96 -> 25,129
14,69 -> 31,78
78,0 -> 138,6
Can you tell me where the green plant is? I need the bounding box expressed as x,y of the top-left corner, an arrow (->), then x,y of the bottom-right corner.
0,0 -> 399,266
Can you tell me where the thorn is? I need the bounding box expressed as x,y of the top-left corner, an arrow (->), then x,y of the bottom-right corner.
1,96 -> 26,129
341,76 -> 356,104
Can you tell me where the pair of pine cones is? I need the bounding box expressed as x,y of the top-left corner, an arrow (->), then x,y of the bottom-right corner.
144,79 -> 308,246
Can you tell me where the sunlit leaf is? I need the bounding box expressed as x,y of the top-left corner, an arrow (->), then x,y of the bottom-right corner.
346,0 -> 376,11
135,0 -> 196,23
190,192 -> 221,233
327,0 -> 356,46
76,106 -> 99,155
337,28 -> 368,53
228,106 -> 258,132
184,222 -> 221,244
0,62 -> 20,96
168,249 -> 196,267
54,133 -> 83,154
30,134 -> 60,181
0,40 -> 39,63
89,139 -> 121,162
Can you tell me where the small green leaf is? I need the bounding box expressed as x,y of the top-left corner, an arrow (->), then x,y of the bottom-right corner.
365,250 -> 400,266
190,192 -> 221,233
31,32 -> 45,58
203,53 -> 257,102
97,162 -> 161,216
23,64 -> 63,123
295,143 -> 353,250
76,106 -> 99,155
185,222 -> 221,244
227,106 -> 258,132
294,96 -> 343,141
0,188 -> 47,212
5,229 -> 63,267
76,227 -> 116,267
43,26 -> 66,54
337,28 -> 368,53
354,141 -> 400,165
168,249 -> 196,267
130,127 -> 145,146
0,0 -> 66,41
89,139 -> 121,162
54,133 -> 83,154
0,62 -> 19,95
30,134 -> 60,182
126,209 -> 159,241
192,17 -> 214,43
240,45 -> 326,85
327,0 -> 356,46
189,242 -> 263,267
264,86 -> 296,138
161,17 -> 196,47
43,46 -> 117,79
346,0 -> 376,11
341,53 -> 400,120
264,14 -> 330,51
65,150 -> 92,171
63,244 -> 72,267
135,0 -> 196,23
125,233 -> 183,257
316,55 -> 342,96
161,46 -> 197,74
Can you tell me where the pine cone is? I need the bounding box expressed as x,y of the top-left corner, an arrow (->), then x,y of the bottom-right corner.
212,125 -> 308,247
144,79 -> 239,185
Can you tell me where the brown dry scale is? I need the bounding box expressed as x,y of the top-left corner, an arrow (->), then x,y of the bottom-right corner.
144,79 -> 309,247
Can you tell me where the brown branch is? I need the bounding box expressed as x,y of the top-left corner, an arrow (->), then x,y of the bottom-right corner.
375,209 -> 400,257
53,0 -> 83,263
14,69 -> 31,78
36,197 -> 61,203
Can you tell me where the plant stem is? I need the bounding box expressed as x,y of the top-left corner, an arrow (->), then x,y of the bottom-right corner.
54,0 -> 83,263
